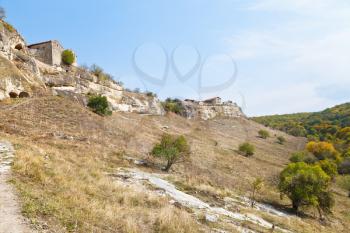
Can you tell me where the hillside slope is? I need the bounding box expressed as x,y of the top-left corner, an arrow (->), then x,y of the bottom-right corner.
252,103 -> 350,139
1,97 -> 350,232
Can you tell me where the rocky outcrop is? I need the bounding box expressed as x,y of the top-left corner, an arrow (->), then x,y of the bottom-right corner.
0,20 -> 27,60
0,55 -> 32,99
113,91 -> 164,115
181,99 -> 245,120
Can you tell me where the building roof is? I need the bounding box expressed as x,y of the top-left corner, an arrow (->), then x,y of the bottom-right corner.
28,40 -> 62,48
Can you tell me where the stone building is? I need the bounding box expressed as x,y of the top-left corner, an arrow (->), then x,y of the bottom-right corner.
28,40 -> 64,66
203,97 -> 222,105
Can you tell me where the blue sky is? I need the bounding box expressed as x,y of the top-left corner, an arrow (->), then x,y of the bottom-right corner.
2,0 -> 350,116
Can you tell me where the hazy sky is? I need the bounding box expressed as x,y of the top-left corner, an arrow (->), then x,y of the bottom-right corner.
2,0 -> 350,116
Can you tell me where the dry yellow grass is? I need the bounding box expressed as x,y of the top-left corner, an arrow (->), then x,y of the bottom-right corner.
0,96 -> 349,232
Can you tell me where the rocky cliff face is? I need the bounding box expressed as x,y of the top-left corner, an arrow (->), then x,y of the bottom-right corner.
181,100 -> 244,120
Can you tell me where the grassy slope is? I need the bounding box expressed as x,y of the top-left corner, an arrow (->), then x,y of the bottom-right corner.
0,97 -> 349,232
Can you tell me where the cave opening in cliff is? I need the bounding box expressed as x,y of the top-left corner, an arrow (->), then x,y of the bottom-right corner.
14,44 -> 23,50
9,92 -> 18,98
19,92 -> 30,98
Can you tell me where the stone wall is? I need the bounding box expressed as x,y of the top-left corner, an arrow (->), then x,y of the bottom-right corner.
28,40 -> 64,66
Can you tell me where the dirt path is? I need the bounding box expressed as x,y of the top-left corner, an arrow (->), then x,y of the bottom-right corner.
0,141 -> 34,233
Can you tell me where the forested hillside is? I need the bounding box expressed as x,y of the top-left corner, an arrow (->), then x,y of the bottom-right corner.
252,103 -> 350,155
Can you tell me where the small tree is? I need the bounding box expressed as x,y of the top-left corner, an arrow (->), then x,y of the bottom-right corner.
61,49 -> 75,65
258,130 -> 270,139
238,142 -> 255,157
87,95 -> 111,116
250,178 -> 264,208
306,141 -> 340,161
278,162 -> 332,213
277,136 -> 286,145
151,134 -> 190,172
90,64 -> 104,77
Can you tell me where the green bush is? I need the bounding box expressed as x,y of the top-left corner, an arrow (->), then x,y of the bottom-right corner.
289,151 -> 318,164
146,91 -> 157,98
258,130 -> 270,139
277,136 -> 286,144
317,159 -> 338,179
61,49 -> 75,65
279,162 -> 333,214
238,142 -> 255,157
87,95 -> 111,116
162,98 -> 184,115
151,134 -> 190,172
289,151 -> 306,163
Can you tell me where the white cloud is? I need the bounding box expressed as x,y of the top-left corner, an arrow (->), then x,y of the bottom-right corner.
225,0 -> 350,115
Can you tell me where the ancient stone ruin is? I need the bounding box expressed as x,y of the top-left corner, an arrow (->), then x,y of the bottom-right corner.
28,40 -> 75,66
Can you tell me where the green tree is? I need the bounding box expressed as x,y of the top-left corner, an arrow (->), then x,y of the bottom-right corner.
87,95 -> 111,116
278,162 -> 332,213
61,49 -> 75,65
151,134 -> 190,172
258,130 -> 270,139
317,159 -> 337,179
238,142 -> 255,157
250,178 -> 263,208
306,141 -> 340,161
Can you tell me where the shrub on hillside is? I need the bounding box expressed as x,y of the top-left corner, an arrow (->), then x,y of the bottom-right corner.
277,136 -> 286,145
258,130 -> 270,139
289,151 -> 306,163
151,134 -> 190,172
278,162 -> 333,216
162,98 -> 184,115
146,91 -> 157,98
88,64 -> 115,84
238,142 -> 255,157
87,95 -> 111,116
289,151 -> 317,164
61,49 -> 75,65
306,141 -> 340,161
